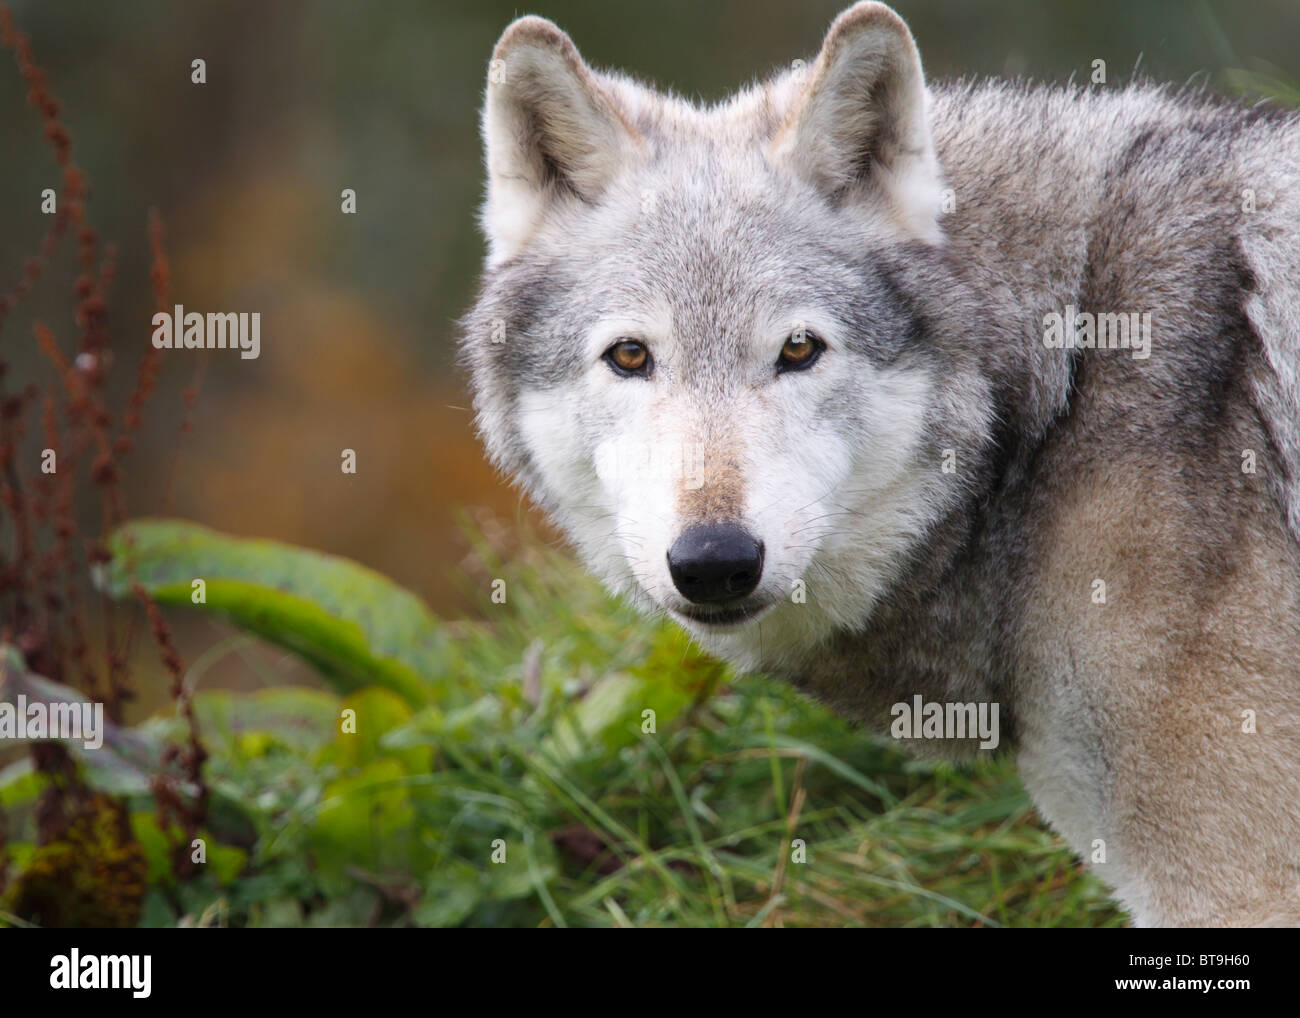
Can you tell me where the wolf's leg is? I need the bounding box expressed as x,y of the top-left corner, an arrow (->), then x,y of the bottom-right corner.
1019,655 -> 1300,928
1013,446 -> 1300,928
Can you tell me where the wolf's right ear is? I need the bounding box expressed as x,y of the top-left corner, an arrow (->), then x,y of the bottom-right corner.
771,2 -> 944,242
480,17 -> 643,266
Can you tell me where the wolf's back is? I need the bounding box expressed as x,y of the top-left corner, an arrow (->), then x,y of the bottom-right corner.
931,80 -> 1300,543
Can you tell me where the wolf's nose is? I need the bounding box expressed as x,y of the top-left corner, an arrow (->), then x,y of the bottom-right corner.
667,523 -> 764,604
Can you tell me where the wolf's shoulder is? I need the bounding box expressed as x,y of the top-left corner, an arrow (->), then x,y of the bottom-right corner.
929,77 -> 1299,177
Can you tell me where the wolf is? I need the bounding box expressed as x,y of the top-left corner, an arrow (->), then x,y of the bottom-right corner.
461,2 -> 1300,927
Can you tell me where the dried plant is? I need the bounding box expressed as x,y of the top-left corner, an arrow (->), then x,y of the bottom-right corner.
0,2 -> 208,910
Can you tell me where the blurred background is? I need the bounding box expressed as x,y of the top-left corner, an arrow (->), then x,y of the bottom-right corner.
2,0 -> 1298,713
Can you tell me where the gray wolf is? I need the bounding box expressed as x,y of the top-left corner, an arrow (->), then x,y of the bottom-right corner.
461,2 -> 1300,927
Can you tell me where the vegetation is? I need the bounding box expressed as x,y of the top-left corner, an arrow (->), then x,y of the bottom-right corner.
2,518 -> 1125,928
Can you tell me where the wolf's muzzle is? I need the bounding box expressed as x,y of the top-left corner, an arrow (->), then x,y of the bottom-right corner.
667,523 -> 764,604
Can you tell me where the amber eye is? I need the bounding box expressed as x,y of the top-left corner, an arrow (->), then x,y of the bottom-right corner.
777,331 -> 824,373
604,339 -> 652,377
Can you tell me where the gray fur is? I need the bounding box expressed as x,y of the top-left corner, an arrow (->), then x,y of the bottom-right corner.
462,3 -> 1300,927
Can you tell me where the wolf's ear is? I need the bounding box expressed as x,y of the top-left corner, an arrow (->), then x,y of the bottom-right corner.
771,2 -> 943,242
480,17 -> 642,266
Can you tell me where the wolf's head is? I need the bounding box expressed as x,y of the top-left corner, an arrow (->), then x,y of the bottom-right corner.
462,2 -> 1001,669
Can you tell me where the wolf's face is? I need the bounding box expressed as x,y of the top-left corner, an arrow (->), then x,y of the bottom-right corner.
463,3 -> 997,667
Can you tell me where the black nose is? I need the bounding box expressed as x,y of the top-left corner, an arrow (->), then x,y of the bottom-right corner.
667,523 -> 764,604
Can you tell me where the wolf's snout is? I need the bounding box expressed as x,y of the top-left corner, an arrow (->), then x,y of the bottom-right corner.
667,523 -> 764,603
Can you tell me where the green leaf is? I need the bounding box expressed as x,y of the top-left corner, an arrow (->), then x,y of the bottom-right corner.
194,687 -> 341,755
129,811 -> 179,886
541,625 -> 728,761
308,759 -> 425,884
99,518 -> 447,706
0,757 -> 42,810
416,861 -> 481,927
330,686 -> 429,774
544,672 -> 643,760
0,646 -> 259,844
0,646 -> 169,797
204,840 -> 249,886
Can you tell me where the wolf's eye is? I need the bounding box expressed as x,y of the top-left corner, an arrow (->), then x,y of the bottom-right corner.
777,331 -> 824,373
604,339 -> 652,377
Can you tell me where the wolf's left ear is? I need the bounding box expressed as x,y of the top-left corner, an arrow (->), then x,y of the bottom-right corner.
771,2 -> 943,242
480,16 -> 644,266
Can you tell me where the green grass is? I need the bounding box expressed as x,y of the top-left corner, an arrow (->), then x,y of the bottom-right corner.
3,525 -> 1127,928
224,532 -> 1125,927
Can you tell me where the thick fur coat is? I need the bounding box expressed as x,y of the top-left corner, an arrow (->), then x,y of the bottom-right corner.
462,2 -> 1300,926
